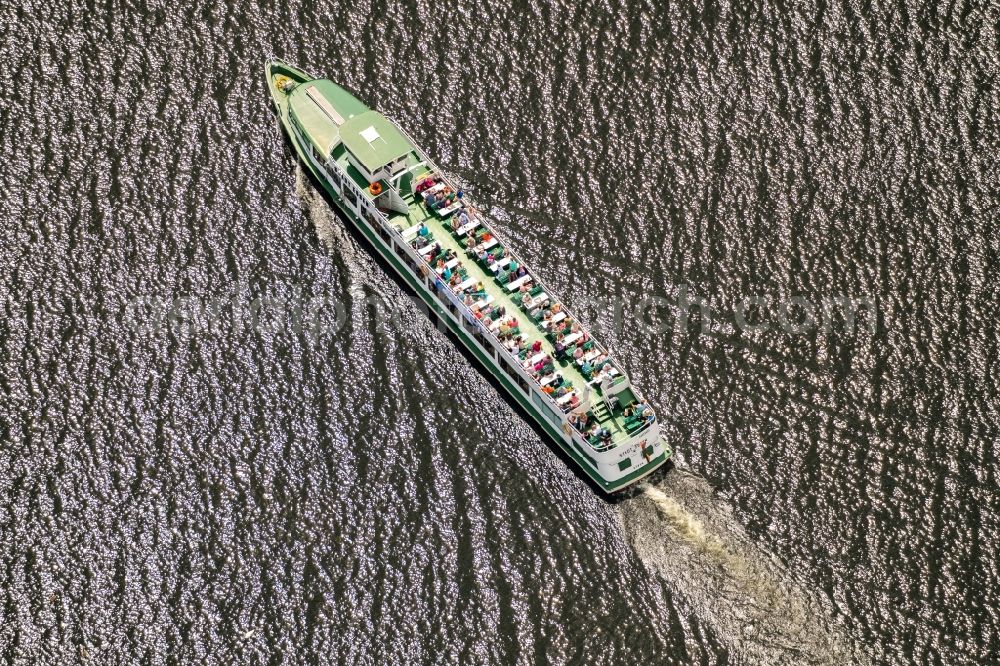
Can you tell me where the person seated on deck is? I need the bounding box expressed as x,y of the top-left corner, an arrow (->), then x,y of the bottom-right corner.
417,223 -> 430,238
456,209 -> 471,227
442,267 -> 453,281
518,280 -> 532,294
530,339 -> 542,354
572,346 -> 585,360
415,175 -> 436,193
508,259 -> 519,273
464,293 -> 475,307
581,360 -> 593,376
587,422 -> 610,440
477,247 -> 490,263
542,310 -> 553,323
542,383 -> 555,394
434,187 -> 456,209
623,400 -> 644,417
642,407 -> 655,424
516,265 -> 527,279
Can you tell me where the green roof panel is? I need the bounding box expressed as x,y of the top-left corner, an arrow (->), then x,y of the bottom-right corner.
339,110 -> 414,173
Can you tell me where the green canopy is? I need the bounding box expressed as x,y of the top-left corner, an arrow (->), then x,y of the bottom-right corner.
339,110 -> 414,173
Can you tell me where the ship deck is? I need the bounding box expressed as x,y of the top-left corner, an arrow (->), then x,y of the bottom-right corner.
382,174 -> 642,444
293,87 -> 655,449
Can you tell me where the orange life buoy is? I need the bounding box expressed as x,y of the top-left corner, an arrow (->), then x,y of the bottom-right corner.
369,181 -> 383,196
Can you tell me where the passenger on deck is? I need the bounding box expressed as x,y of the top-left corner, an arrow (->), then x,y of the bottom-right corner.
530,340 -> 542,353
415,175 -> 436,193
508,259 -> 519,273
417,224 -> 430,238
589,423 -> 611,441
623,401 -> 644,417
424,191 -> 439,207
456,210 -> 471,226
573,347 -> 584,360
450,216 -> 462,232
477,248 -> 490,263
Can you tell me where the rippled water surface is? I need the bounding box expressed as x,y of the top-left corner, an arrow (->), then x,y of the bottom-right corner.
2,0 -> 998,663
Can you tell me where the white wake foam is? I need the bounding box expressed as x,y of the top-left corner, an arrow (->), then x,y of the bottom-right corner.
620,471 -> 863,665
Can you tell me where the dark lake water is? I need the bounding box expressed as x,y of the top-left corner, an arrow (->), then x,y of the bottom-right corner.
2,0 -> 998,663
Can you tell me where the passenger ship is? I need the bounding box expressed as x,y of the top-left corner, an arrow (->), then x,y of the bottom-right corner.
265,60 -> 671,493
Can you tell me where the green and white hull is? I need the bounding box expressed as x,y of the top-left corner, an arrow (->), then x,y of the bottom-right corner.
265,60 -> 671,493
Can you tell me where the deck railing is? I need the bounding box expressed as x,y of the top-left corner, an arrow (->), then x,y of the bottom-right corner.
312,114 -> 652,449
382,116 -> 661,444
